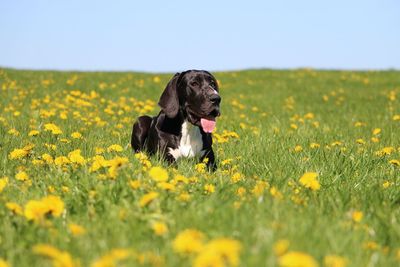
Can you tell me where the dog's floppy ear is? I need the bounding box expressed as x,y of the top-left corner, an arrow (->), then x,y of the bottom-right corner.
158,72 -> 181,118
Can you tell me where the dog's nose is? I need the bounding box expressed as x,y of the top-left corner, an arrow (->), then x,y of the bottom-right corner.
209,94 -> 221,105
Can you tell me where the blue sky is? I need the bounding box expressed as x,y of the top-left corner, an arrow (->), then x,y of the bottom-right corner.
1,0 -> 399,72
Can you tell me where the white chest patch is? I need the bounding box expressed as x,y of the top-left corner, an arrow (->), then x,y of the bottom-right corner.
168,121 -> 205,160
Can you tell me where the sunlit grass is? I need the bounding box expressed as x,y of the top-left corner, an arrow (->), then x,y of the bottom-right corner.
0,68 -> 400,266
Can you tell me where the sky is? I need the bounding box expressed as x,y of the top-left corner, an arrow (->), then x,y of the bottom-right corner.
0,0 -> 399,72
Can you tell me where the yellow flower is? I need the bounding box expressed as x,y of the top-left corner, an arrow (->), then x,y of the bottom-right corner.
274,239 -> 290,256
324,255 -> 348,267
68,149 -> 86,165
151,221 -> 168,236
107,144 -> 123,152
91,248 -> 132,267
204,184 -> 215,194
42,153 -> 54,164
173,229 -> 205,254
278,251 -> 318,267
294,145 -> 303,152
299,172 -> 320,191
252,181 -> 270,197
15,171 -> 29,181
8,128 -> 20,136
231,172 -> 242,183
139,192 -> 159,207
0,177 -> 8,193
107,156 -> 129,179
24,195 -> 65,222
0,259 -> 10,267
195,163 -> 207,173
24,200 -> 47,222
310,143 -> 320,149
393,114 -> 400,121
55,156 -> 70,166
6,202 -> 23,215
194,238 -> 242,267
71,132 -> 82,139
270,186 -> 284,200
149,166 -> 169,182
69,223 -> 86,236
356,139 -> 365,145
389,159 -> 400,166
9,148 -> 29,159
41,195 -> 65,217
129,180 -> 141,190
351,210 -> 363,223
372,128 -> 381,135
44,123 -> 63,135
157,182 -> 176,191
28,130 -> 40,136
33,244 -> 76,267
178,192 -> 191,202
382,181 -> 391,189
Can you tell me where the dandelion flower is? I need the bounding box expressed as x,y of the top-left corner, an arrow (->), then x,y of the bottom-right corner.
278,251 -> 318,267
299,172 -> 320,191
149,166 -> 168,182
152,221 -> 168,236
139,192 -> 159,207
173,229 -> 205,254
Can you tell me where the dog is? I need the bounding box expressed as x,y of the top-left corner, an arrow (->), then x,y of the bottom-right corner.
131,70 -> 221,170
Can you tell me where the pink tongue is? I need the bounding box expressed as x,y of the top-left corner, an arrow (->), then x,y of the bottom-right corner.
200,118 -> 216,133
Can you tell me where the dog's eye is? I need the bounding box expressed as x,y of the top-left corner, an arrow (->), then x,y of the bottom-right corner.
190,81 -> 199,87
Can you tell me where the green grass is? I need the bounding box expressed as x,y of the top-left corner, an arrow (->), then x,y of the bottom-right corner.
0,67 -> 400,267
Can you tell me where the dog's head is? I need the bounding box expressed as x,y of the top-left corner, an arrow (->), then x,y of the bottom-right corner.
158,70 -> 221,133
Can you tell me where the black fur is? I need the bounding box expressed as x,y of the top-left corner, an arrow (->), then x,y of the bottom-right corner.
131,70 -> 221,170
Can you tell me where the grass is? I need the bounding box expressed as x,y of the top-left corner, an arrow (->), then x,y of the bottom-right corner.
0,67 -> 400,267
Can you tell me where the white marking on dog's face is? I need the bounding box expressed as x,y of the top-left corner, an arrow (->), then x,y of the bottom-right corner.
168,121 -> 205,160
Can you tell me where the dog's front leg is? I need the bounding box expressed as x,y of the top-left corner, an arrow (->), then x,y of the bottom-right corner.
200,149 -> 217,171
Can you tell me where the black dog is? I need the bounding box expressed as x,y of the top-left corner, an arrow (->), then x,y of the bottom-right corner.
131,70 -> 221,170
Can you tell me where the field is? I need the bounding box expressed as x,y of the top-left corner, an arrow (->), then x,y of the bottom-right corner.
0,67 -> 400,267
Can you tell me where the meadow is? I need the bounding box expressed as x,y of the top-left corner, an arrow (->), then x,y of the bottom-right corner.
0,67 -> 399,267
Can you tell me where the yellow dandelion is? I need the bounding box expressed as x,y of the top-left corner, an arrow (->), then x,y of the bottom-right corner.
71,132 -> 82,139
149,166 -> 169,182
274,239 -> 290,256
351,210 -> 363,223
299,172 -> 320,191
324,255 -> 348,267
6,202 -> 23,215
15,171 -> 29,181
0,258 -> 9,267
69,223 -> 86,236
139,191 -> 159,207
24,200 -> 47,222
151,221 -> 168,236
278,251 -> 318,267
129,180 -> 141,190
55,156 -> 70,166
194,238 -> 242,267
9,148 -> 29,160
389,159 -> 400,166
204,184 -> 215,194
173,229 -> 205,254
107,144 -> 123,152
372,128 -> 381,135
44,123 -> 63,135
33,244 -> 76,267
28,130 -> 40,136
68,149 -> 86,165
0,177 -> 8,193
